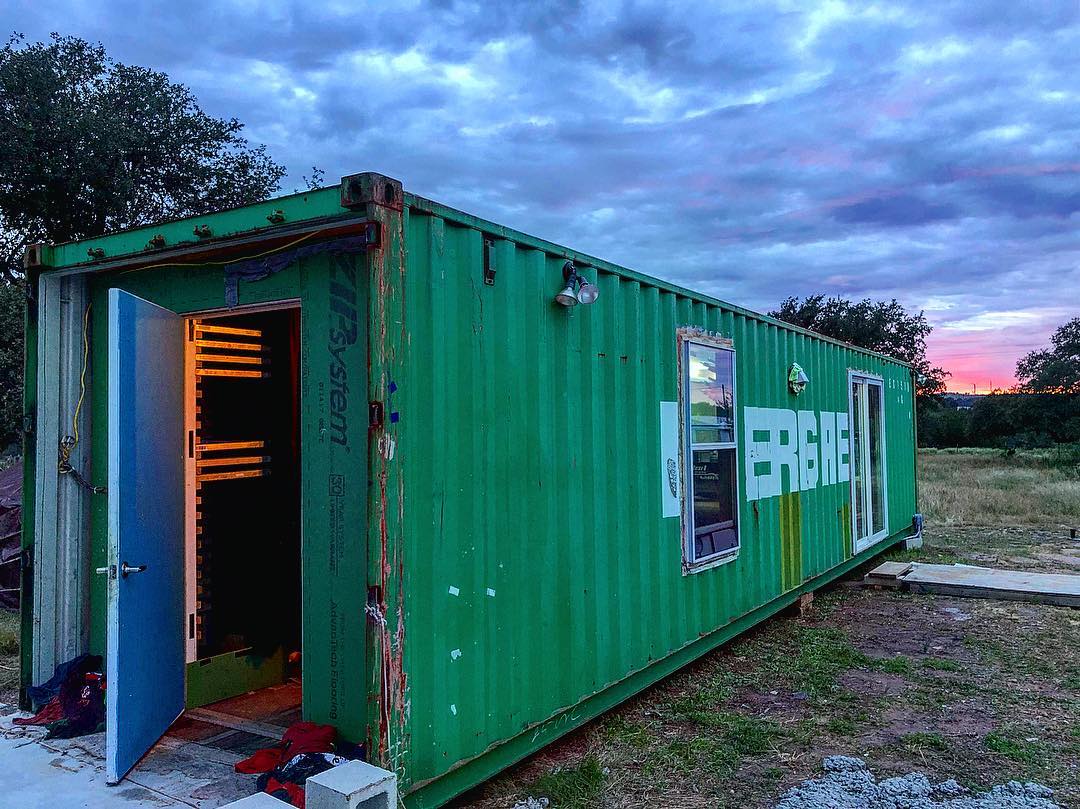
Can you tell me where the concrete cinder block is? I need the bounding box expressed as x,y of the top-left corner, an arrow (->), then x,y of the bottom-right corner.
219,792 -> 293,807
305,760 -> 398,809
901,533 -> 923,551
903,513 -> 925,550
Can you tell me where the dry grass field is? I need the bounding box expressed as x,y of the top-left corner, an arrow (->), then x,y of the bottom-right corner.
919,448 -> 1080,528
455,450 -> 1080,808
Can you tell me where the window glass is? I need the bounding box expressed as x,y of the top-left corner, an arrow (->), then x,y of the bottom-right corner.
691,448 -> 738,559
851,380 -> 865,540
683,339 -> 738,566
868,383 -> 885,535
687,344 -> 734,445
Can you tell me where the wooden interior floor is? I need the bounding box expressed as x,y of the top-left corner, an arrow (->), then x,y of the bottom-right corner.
166,680 -> 301,758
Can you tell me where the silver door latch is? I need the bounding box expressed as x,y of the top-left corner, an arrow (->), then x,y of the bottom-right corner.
94,563 -> 147,578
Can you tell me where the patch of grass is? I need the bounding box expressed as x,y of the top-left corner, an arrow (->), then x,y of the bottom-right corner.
963,636 -> 1005,662
921,657 -> 965,672
983,732 -> 1044,764
826,716 -> 857,735
0,609 -> 19,698
603,716 -> 651,749
751,626 -> 870,698
717,712 -> 779,756
0,610 -> 17,657
874,655 -> 915,675
885,546 -> 961,566
901,732 -> 950,753
525,755 -> 606,808
649,737 -> 738,777
668,704 -> 780,757
664,671 -> 741,718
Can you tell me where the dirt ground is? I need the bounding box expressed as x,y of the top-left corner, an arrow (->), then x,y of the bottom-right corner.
453,486 -> 1080,807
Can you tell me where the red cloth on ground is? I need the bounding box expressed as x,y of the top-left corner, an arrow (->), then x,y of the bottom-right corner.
234,745 -> 286,774
13,697 -> 63,726
264,776 -> 306,808
234,721 -> 336,774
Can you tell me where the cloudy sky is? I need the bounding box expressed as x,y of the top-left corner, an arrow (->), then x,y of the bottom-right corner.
6,1 -> 1078,390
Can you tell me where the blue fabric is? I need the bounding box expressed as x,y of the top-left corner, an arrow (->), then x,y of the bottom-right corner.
223,235 -> 373,307
26,653 -> 101,710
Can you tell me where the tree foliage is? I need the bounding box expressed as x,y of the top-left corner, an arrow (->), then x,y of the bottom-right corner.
0,282 -> 21,451
0,33 -> 286,280
1015,317 -> 1080,394
769,295 -> 949,400
0,33 -> 288,446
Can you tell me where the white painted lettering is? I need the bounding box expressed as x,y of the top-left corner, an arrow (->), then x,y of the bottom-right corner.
797,410 -> 818,491
820,411 -> 836,485
836,411 -> 851,483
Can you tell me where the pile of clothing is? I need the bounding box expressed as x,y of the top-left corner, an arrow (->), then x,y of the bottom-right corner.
15,653 -> 105,739
235,721 -> 360,808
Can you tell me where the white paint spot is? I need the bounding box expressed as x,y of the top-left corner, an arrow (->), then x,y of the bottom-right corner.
450,649 -> 462,660
486,588 -> 496,597
450,704 -> 457,716
378,434 -> 397,460
448,585 -> 460,596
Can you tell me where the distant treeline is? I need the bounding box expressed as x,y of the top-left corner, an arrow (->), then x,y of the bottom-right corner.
920,393 -> 1080,450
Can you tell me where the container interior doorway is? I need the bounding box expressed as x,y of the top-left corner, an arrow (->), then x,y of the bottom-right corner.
849,373 -> 887,553
184,305 -> 303,708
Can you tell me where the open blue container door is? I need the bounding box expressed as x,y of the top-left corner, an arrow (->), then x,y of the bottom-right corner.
105,288 -> 186,784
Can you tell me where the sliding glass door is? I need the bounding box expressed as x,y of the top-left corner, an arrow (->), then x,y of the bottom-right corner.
850,373 -> 887,552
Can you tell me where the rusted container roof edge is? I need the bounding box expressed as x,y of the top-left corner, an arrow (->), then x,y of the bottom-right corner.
27,169 -> 911,369
405,192 -> 915,370
32,185 -> 345,270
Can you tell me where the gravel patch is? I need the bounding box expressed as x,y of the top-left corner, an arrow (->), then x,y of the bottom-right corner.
775,756 -> 1059,809
511,799 -> 549,809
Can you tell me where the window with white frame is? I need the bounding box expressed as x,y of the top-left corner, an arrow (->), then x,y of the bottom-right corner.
682,337 -> 739,566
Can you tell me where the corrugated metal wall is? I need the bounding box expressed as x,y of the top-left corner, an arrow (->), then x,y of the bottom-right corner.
387,199 -> 916,801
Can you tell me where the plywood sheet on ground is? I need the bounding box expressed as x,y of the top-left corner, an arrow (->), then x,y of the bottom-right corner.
903,562 -> 1080,607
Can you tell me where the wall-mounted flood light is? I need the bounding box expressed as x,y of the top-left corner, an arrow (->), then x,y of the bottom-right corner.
555,261 -> 600,307
788,362 -> 809,395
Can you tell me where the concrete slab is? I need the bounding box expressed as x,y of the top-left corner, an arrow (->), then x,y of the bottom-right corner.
903,562 -> 1080,607
1,710 -> 261,808
218,794 -> 291,807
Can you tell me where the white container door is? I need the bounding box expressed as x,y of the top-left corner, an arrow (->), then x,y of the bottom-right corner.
850,374 -> 888,553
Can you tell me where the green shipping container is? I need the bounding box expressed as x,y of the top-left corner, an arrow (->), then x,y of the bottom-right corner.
21,172 -> 918,805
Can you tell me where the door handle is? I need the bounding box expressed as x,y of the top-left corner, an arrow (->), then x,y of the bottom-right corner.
120,562 -> 147,577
